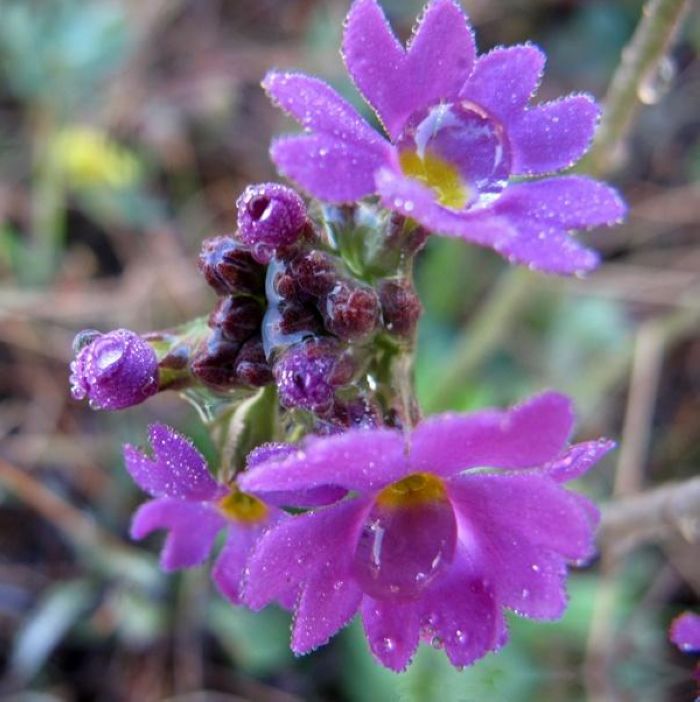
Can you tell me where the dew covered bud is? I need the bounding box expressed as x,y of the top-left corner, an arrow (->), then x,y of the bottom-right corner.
379,278 -> 422,338
191,329 -> 241,390
261,301 -> 324,360
198,235 -> 265,296
289,250 -> 339,297
330,395 -> 382,431
236,183 -> 307,261
209,296 -> 264,343
69,329 -> 158,410
273,338 -> 354,415
234,337 -> 273,387
322,280 -> 380,341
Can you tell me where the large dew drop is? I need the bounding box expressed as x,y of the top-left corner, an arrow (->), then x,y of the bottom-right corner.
92,336 -> 126,375
396,100 -> 511,211
352,489 -> 457,600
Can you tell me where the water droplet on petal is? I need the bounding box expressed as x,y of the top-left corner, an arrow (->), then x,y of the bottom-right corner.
396,100 -> 511,211
352,495 -> 457,599
379,637 -> 396,653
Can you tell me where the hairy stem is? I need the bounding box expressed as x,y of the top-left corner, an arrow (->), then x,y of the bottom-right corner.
578,0 -> 691,177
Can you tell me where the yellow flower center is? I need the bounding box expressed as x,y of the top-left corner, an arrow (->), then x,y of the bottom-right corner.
376,472 -> 446,508
218,487 -> 268,524
399,150 -> 469,210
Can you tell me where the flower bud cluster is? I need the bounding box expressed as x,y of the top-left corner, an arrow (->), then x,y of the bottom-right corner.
194,236 -> 271,391
70,183 -> 422,423
196,182 -> 422,427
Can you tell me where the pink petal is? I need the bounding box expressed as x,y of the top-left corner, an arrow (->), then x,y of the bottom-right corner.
130,498 -> 224,571
410,391 -> 574,476
542,439 -> 615,483
460,44 -> 545,123
212,510 -> 288,606
239,428 -> 407,496
403,0 -> 476,129
212,527 -> 260,606
342,0 -> 408,139
510,95 -> 600,175
497,176 -> 626,230
449,473 -> 596,618
485,219 -> 601,275
420,563 -> 506,667
260,485 -> 348,508
449,472 -> 596,562
342,0 -> 476,140
270,134 -> 388,203
375,169 -> 605,275
262,71 -> 387,149
124,424 -> 220,501
242,499 -> 371,610
292,571 -> 363,654
361,597 -> 421,672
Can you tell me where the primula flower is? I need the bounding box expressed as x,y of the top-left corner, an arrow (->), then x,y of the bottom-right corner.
670,612 -> 700,654
70,328 -> 158,410
124,424 -> 285,605
264,0 -> 625,275
239,391 -> 612,671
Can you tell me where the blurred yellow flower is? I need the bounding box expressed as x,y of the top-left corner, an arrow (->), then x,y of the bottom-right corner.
50,126 -> 140,190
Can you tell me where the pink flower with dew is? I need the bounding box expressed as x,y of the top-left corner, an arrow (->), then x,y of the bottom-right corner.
239,391 -> 613,670
671,612 -> 700,653
124,425 -> 290,605
670,611 -> 700,687
264,0 -> 625,275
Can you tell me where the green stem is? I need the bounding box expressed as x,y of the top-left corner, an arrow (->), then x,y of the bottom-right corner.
422,268 -> 534,412
577,0 -> 690,177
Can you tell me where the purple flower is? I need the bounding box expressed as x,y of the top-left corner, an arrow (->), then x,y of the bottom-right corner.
263,0 -> 625,275
273,338 -> 354,415
124,424 -> 287,605
670,612 -> 700,654
70,328 -> 158,410
236,182 -> 307,263
239,391 -> 612,670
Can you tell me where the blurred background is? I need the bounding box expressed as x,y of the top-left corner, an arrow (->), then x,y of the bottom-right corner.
0,0 -> 698,700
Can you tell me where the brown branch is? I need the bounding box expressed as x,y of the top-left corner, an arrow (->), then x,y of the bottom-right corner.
598,476 -> 700,559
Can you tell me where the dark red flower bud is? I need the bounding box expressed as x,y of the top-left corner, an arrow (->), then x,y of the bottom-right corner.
191,329 -> 241,390
322,280 -> 380,341
289,250 -> 339,297
209,296 -> 264,343
198,235 -> 265,296
379,278 -> 422,338
235,337 -> 273,387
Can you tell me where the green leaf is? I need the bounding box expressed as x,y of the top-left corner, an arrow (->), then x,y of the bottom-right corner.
220,384 -> 279,478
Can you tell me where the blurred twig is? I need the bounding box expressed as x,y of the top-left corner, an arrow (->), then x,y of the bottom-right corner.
598,476 -> 700,558
578,0 -> 691,175
0,456 -> 159,590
